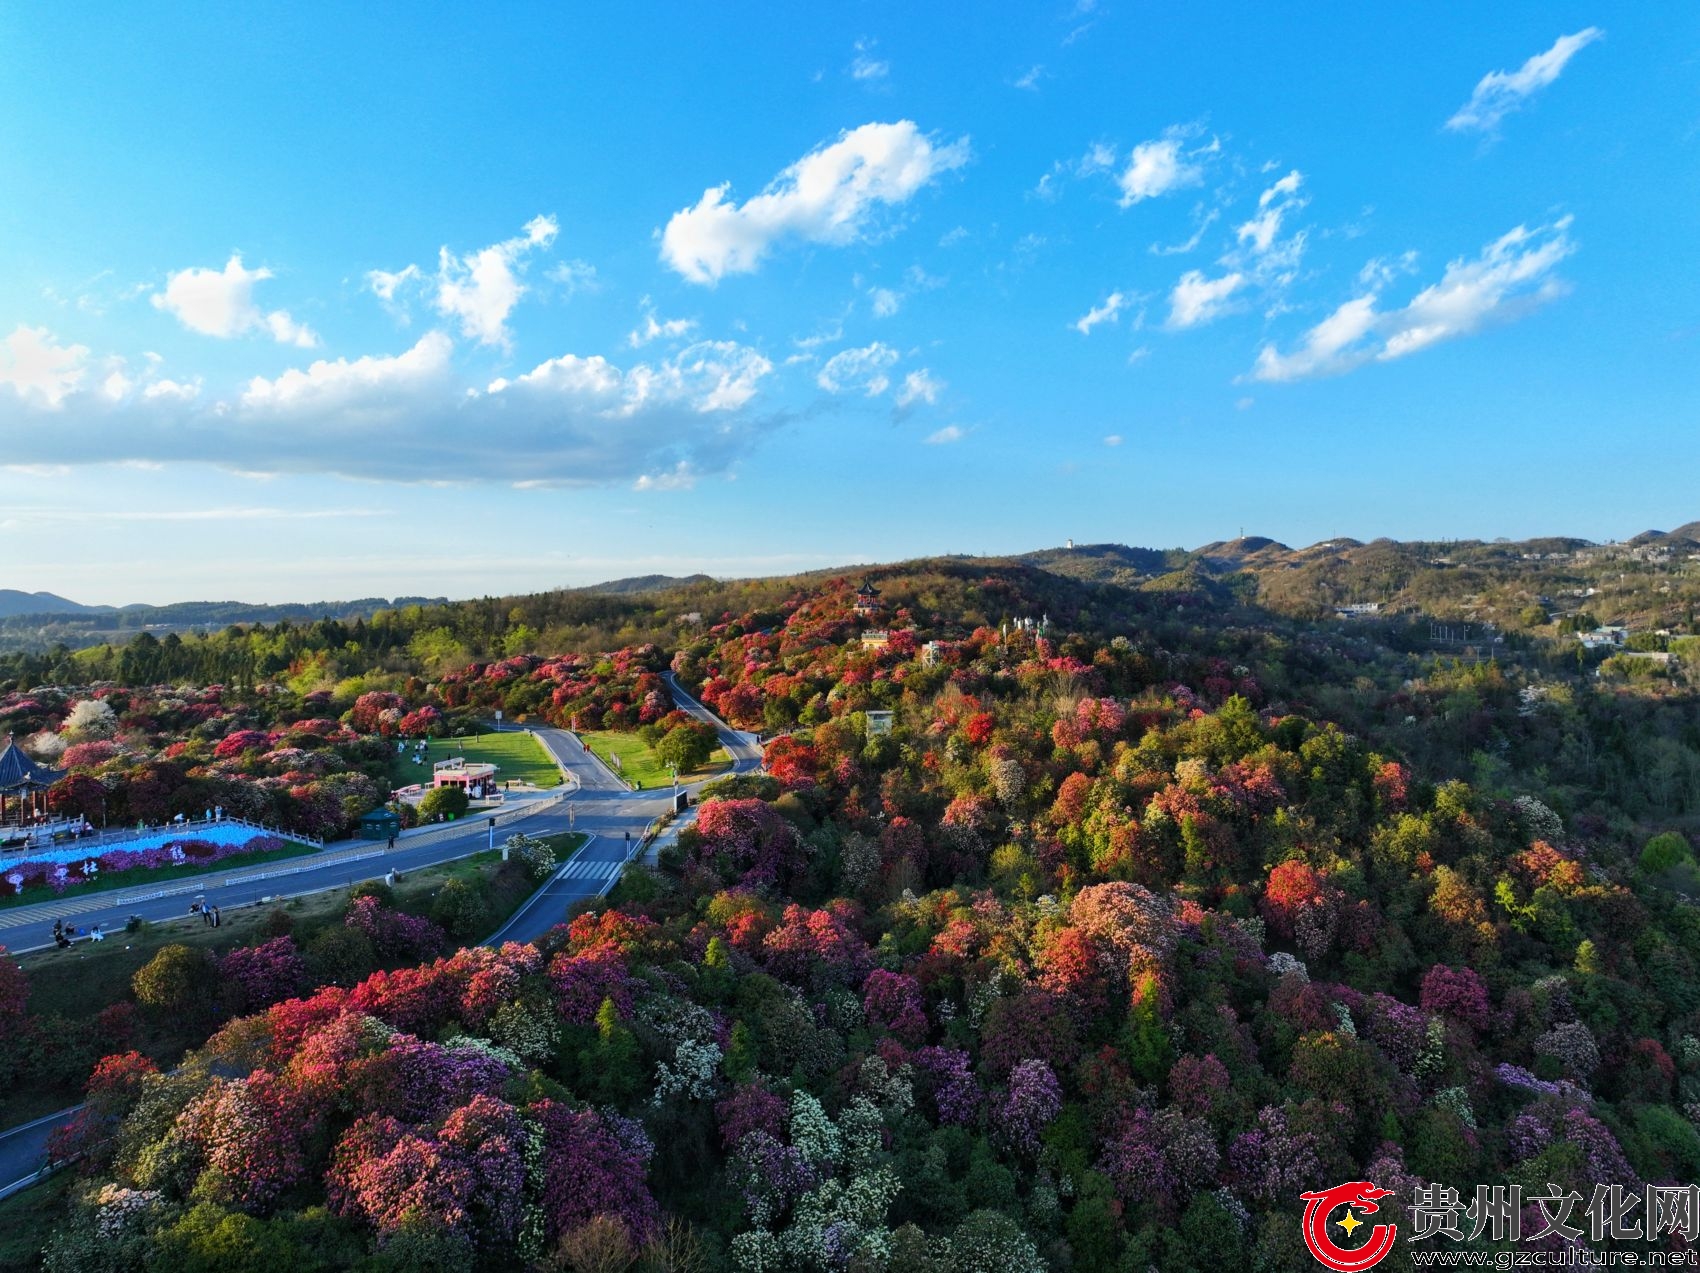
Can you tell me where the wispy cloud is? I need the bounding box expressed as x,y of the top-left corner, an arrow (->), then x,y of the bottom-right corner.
661,122 -> 970,284
1446,28 -> 1603,134
817,342 -> 900,395
1073,291 -> 1126,335
628,300 -> 697,347
924,424 -> 965,444
895,368 -> 944,408
1251,216 -> 1575,381
850,38 -> 890,81
1150,208 -> 1219,256
1167,270 -> 1244,329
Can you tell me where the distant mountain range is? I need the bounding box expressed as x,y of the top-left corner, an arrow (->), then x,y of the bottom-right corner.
4,520 -> 1694,651
575,573 -> 717,595
0,594 -> 449,629
0,590 -> 96,619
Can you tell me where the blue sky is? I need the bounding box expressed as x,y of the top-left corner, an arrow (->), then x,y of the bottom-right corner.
0,3 -> 1695,604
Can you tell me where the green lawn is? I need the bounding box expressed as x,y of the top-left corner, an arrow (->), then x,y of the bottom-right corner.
0,1170 -> 71,1269
580,731 -> 730,790
388,728 -> 564,791
0,838 -> 316,911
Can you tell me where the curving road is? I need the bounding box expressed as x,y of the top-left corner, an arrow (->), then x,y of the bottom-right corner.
487,672 -> 762,945
0,675 -> 760,1196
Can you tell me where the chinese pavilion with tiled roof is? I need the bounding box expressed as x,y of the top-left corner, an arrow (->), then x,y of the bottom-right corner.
854,579 -> 883,617
0,735 -> 62,826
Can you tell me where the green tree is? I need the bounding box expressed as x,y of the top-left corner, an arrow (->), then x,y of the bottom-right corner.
418,784 -> 469,821
131,944 -> 214,1017
656,721 -> 716,774
430,877 -> 490,941
1641,831 -> 1692,875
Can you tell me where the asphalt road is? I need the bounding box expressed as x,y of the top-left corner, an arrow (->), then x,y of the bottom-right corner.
0,677 -> 761,1196
488,675 -> 763,944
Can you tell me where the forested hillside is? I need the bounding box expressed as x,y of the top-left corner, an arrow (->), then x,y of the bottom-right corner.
5,567 -> 1700,1269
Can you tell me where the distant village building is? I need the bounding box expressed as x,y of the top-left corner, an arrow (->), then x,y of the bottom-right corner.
1619,651 -> 1675,667
861,630 -> 891,651
1577,626 -> 1629,651
1334,602 -> 1382,619
1003,615 -> 1051,637
853,580 -> 883,618
865,710 -> 894,737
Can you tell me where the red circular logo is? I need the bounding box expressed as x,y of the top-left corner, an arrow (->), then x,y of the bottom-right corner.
1298,1181 -> 1398,1271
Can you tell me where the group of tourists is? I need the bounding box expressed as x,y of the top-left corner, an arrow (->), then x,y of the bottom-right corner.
50,917 -> 103,947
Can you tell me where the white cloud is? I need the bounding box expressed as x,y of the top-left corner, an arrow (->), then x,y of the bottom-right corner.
241,330 -> 459,411
1014,65 -> 1044,91
1103,433 -> 1122,446
895,368 -> 944,408
924,425 -> 965,444
1118,128 -> 1209,206
142,377 -> 201,402
1238,175 -> 1303,253
850,39 -> 889,81
623,339 -> 773,413
152,255 -> 319,348
660,121 -> 971,284
1231,170 -> 1308,287
1167,270 -> 1244,328
628,302 -> 698,348
817,342 -> 900,395
1074,291 -> 1126,335
431,215 -> 558,348
366,264 -> 422,303
869,287 -> 901,318
1251,216 -> 1575,381
1260,170 -> 1303,206
0,325 -> 88,406
1447,28 -> 1603,134
0,329 -> 778,487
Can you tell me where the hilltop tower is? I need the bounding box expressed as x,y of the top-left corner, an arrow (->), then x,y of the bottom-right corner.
854,579 -> 883,618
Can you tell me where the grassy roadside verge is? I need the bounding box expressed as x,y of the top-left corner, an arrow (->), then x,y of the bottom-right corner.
580,730 -> 730,790
0,1171 -> 72,1268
